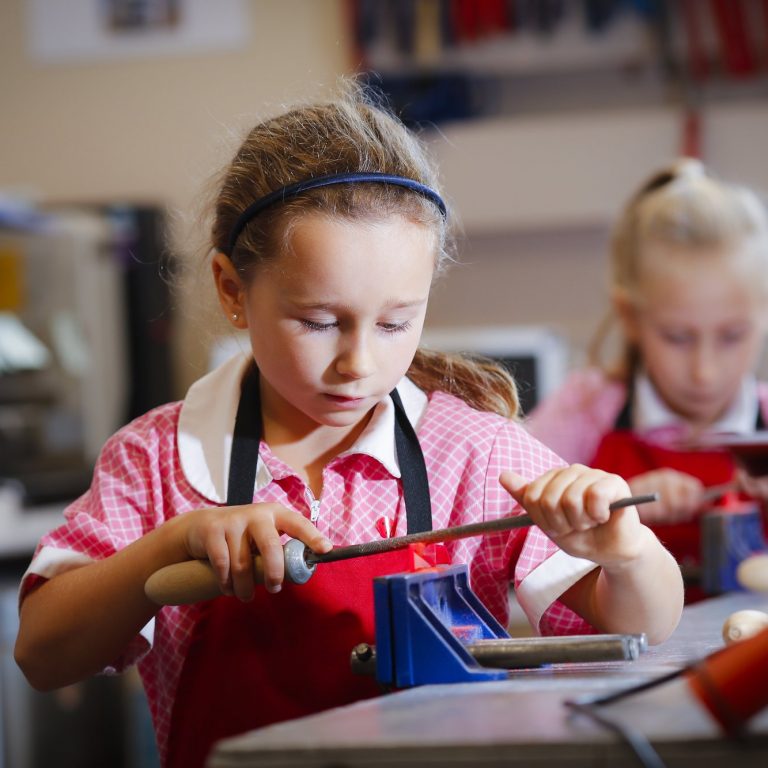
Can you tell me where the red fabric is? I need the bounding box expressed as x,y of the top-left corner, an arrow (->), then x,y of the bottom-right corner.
710,0 -> 757,77
453,0 -> 480,42
475,0 -> 510,35
681,0 -> 710,82
681,109 -> 703,159
764,1 -> 768,72
346,0 -> 367,70
590,430 -> 735,568
451,0 -> 511,42
166,546 -> 438,768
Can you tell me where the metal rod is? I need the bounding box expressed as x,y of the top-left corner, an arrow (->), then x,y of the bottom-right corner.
350,634 -> 647,675
307,493 -> 659,566
467,635 -> 645,667
700,481 -> 739,504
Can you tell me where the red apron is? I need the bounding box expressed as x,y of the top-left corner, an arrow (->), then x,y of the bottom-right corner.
166,366 -> 436,768
590,430 -> 735,569
166,548 -> 425,768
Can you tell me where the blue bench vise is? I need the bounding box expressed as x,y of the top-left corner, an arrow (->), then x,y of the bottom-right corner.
701,501 -> 767,594
351,564 -> 646,688
373,564 -> 510,687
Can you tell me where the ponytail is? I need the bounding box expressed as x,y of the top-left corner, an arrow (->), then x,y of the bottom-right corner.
408,348 -> 520,419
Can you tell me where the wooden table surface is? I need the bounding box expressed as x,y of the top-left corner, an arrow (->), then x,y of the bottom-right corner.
208,592 -> 768,768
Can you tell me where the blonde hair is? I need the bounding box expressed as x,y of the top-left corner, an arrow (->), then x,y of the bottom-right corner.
210,83 -> 519,418
590,158 -> 768,380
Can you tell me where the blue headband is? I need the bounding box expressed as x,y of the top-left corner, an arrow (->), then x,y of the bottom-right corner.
225,171 -> 447,256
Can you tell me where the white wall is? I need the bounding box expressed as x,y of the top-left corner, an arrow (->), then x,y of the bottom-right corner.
429,104 -> 768,232
424,102 -> 768,368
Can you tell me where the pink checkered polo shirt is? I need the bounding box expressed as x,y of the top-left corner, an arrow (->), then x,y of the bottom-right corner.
21,353 -> 597,763
526,367 -> 768,463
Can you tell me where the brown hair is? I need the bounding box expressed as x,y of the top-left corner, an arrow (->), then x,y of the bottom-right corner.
589,158 -> 768,381
210,83 -> 519,418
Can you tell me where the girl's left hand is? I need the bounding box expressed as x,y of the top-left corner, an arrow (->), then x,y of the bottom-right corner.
499,464 -> 645,568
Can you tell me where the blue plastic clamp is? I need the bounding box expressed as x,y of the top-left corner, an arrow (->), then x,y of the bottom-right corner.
373,564 -> 511,687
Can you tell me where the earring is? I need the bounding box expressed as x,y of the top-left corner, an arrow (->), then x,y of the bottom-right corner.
231,312 -> 240,323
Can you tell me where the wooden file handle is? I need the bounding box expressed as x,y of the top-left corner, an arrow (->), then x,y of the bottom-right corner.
144,539 -> 315,606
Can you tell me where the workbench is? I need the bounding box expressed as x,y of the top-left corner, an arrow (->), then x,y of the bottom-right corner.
207,591 -> 768,768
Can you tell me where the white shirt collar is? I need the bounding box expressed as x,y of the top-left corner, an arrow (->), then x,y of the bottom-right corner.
633,370 -> 758,435
177,352 -> 428,503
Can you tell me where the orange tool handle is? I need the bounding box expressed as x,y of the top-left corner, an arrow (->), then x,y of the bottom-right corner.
686,626 -> 768,734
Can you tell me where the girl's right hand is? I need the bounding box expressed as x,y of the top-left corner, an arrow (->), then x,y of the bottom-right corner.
628,469 -> 705,524
735,468 -> 768,502
175,504 -> 332,600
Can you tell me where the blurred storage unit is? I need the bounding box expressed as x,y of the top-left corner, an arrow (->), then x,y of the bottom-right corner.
0,203 -> 175,505
0,201 -> 171,767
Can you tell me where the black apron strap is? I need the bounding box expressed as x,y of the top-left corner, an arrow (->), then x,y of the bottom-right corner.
756,404 -> 766,431
613,398 -> 632,431
226,367 -> 432,533
389,388 -> 433,533
226,365 -> 262,506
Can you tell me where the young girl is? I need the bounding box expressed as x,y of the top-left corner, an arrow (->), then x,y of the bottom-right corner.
15,87 -> 682,768
527,158 -> 768,577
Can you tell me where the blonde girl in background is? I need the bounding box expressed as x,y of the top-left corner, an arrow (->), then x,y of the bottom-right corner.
527,159 -> 768,581
15,85 -> 683,768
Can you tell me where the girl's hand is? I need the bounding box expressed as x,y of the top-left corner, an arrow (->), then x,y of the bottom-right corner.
499,464 -> 645,568
628,469 -> 705,524
176,503 -> 332,600
735,467 -> 768,501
